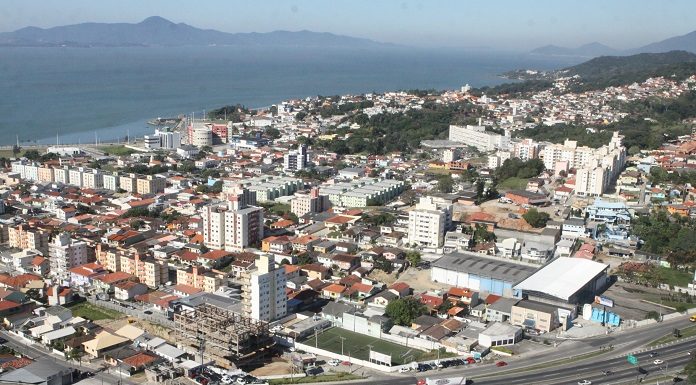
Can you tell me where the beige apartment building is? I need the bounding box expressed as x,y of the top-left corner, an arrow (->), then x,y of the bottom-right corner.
8,225 -> 50,255
176,265 -> 222,293
119,253 -> 168,288
136,175 -> 166,195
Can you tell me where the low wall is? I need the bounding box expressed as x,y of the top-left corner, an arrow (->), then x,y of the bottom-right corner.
294,342 -> 402,373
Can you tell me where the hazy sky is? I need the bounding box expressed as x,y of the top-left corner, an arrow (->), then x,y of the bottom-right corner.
3,0 -> 695,50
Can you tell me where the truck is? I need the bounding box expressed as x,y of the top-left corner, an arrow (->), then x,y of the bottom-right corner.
417,377 -> 468,385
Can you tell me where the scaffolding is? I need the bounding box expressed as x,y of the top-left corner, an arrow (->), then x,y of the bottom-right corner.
174,303 -> 273,368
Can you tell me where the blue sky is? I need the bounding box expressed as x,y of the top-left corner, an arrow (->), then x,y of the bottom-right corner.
2,0 -> 695,50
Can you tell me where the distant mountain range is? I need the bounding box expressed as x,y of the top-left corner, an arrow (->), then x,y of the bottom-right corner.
531,29 -> 696,57
0,16 -> 393,48
530,42 -> 619,57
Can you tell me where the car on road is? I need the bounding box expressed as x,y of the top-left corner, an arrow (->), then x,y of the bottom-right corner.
601,370 -> 613,375
649,352 -> 658,357
654,359 -> 664,365
496,361 -> 508,367
327,359 -> 340,367
577,380 -> 592,385
399,367 -> 410,373
143,310 -> 152,315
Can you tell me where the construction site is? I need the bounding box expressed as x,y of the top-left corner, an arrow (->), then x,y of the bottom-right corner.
174,303 -> 274,368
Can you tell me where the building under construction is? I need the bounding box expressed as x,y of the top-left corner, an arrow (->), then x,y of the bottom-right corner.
174,303 -> 273,368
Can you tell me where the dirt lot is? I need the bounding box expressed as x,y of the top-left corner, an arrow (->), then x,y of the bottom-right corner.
96,317 -> 174,340
601,282 -> 674,321
396,266 -> 450,293
250,357 -> 293,376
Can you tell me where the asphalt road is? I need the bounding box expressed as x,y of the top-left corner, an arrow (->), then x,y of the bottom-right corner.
349,315 -> 694,385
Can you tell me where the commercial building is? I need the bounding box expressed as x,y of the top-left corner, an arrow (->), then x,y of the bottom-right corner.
241,254 -> 287,322
513,257 -> 610,307
48,233 -> 90,280
174,303 -> 273,368
201,194 -> 264,251
290,188 -> 331,218
478,322 -> 523,348
431,252 -> 538,297
511,299 -> 564,333
188,122 -> 214,147
448,124 -> 511,152
144,129 -> 181,150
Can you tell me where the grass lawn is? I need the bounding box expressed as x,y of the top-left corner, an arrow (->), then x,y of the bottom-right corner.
649,324 -> 696,347
268,372 -> 363,384
301,328 -> 447,365
67,302 -> 124,321
497,177 -> 529,191
654,267 -> 694,287
98,145 -> 137,156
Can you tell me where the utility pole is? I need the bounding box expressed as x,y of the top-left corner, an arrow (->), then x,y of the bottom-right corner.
339,336 -> 346,356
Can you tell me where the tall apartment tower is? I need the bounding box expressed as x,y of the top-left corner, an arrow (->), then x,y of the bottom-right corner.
201,192 -> 264,252
242,254 -> 287,322
283,144 -> 308,172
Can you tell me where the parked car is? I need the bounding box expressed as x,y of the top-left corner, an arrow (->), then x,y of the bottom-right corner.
577,380 -> 592,385
496,361 -> 508,367
328,359 -> 340,367
654,359 -> 664,365
399,367 -> 410,373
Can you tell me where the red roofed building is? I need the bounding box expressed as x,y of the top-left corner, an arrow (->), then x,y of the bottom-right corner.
69,263 -> 107,287
47,286 -> 76,306
419,293 -> 445,313
322,284 -> 346,300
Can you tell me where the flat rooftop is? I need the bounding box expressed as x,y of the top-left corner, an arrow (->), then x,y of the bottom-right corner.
432,252 -> 539,283
514,257 -> 608,301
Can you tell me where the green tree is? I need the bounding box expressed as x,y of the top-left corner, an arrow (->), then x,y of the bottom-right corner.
265,127 -> 281,139
522,208 -> 550,228
23,149 -> 41,161
12,144 -> 21,157
437,174 -> 455,193
385,297 -> 427,326
295,111 -> 308,121
405,251 -> 421,267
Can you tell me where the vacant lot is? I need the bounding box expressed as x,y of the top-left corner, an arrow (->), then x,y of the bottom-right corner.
67,302 -> 124,321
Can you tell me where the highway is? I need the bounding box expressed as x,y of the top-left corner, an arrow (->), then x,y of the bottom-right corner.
348,315 -> 694,385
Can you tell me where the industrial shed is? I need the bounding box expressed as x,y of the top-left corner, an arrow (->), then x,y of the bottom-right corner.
431,252 -> 538,297
513,257 -> 609,307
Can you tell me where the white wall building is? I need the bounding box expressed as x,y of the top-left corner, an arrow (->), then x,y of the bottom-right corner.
49,233 -> 90,280
245,254 -> 287,322
201,193 -> 264,252
448,124 -> 511,152
407,196 -> 450,248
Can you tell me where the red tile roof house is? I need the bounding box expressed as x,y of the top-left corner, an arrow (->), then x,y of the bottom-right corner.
388,282 -> 411,297
344,282 -> 378,300
69,263 -> 108,288
197,250 -> 233,268
447,287 -> 479,306
322,284 -> 346,300
47,286 -> 77,306
419,293 -> 445,315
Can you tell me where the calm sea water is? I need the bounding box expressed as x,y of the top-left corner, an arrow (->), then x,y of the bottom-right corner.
0,46 -> 581,146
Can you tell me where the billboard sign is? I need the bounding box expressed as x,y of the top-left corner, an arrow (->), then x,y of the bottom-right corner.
369,351 -> 392,366
594,296 -> 614,307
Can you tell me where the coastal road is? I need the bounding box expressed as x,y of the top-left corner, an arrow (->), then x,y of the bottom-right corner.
348,314 -> 694,385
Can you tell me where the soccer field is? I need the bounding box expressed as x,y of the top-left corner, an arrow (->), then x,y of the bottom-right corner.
301,327 -> 428,365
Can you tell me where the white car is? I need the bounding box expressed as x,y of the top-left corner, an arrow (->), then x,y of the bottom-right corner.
577,381 -> 592,385
399,367 -> 410,373
328,359 -> 340,367
653,359 -> 664,365
221,375 -> 233,384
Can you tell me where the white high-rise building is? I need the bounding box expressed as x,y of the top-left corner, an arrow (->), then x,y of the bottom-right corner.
48,233 -> 89,280
243,254 -> 287,322
283,144 -> 308,172
201,192 -> 264,252
144,129 -> 181,150
407,197 -> 450,248
82,169 -> 103,189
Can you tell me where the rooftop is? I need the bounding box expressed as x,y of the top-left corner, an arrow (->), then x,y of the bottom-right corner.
513,257 -> 608,301
432,252 -> 538,283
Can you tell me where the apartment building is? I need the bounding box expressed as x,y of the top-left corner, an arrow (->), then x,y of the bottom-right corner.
407,196 -> 450,248
136,175 -> 166,195
176,265 -> 222,293
119,174 -> 137,193
82,169 -> 104,189
48,233 -> 90,280
37,166 -> 54,183
241,254 -> 287,322
103,172 -> 120,191
283,144 -> 308,172
290,187 -> 331,217
68,167 -> 84,187
119,254 -> 168,288
201,194 -> 264,251
448,124 -> 511,152
8,225 -> 50,255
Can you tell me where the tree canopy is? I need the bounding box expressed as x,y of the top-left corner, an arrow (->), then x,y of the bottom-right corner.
385,297 -> 427,326
522,208 -> 550,228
